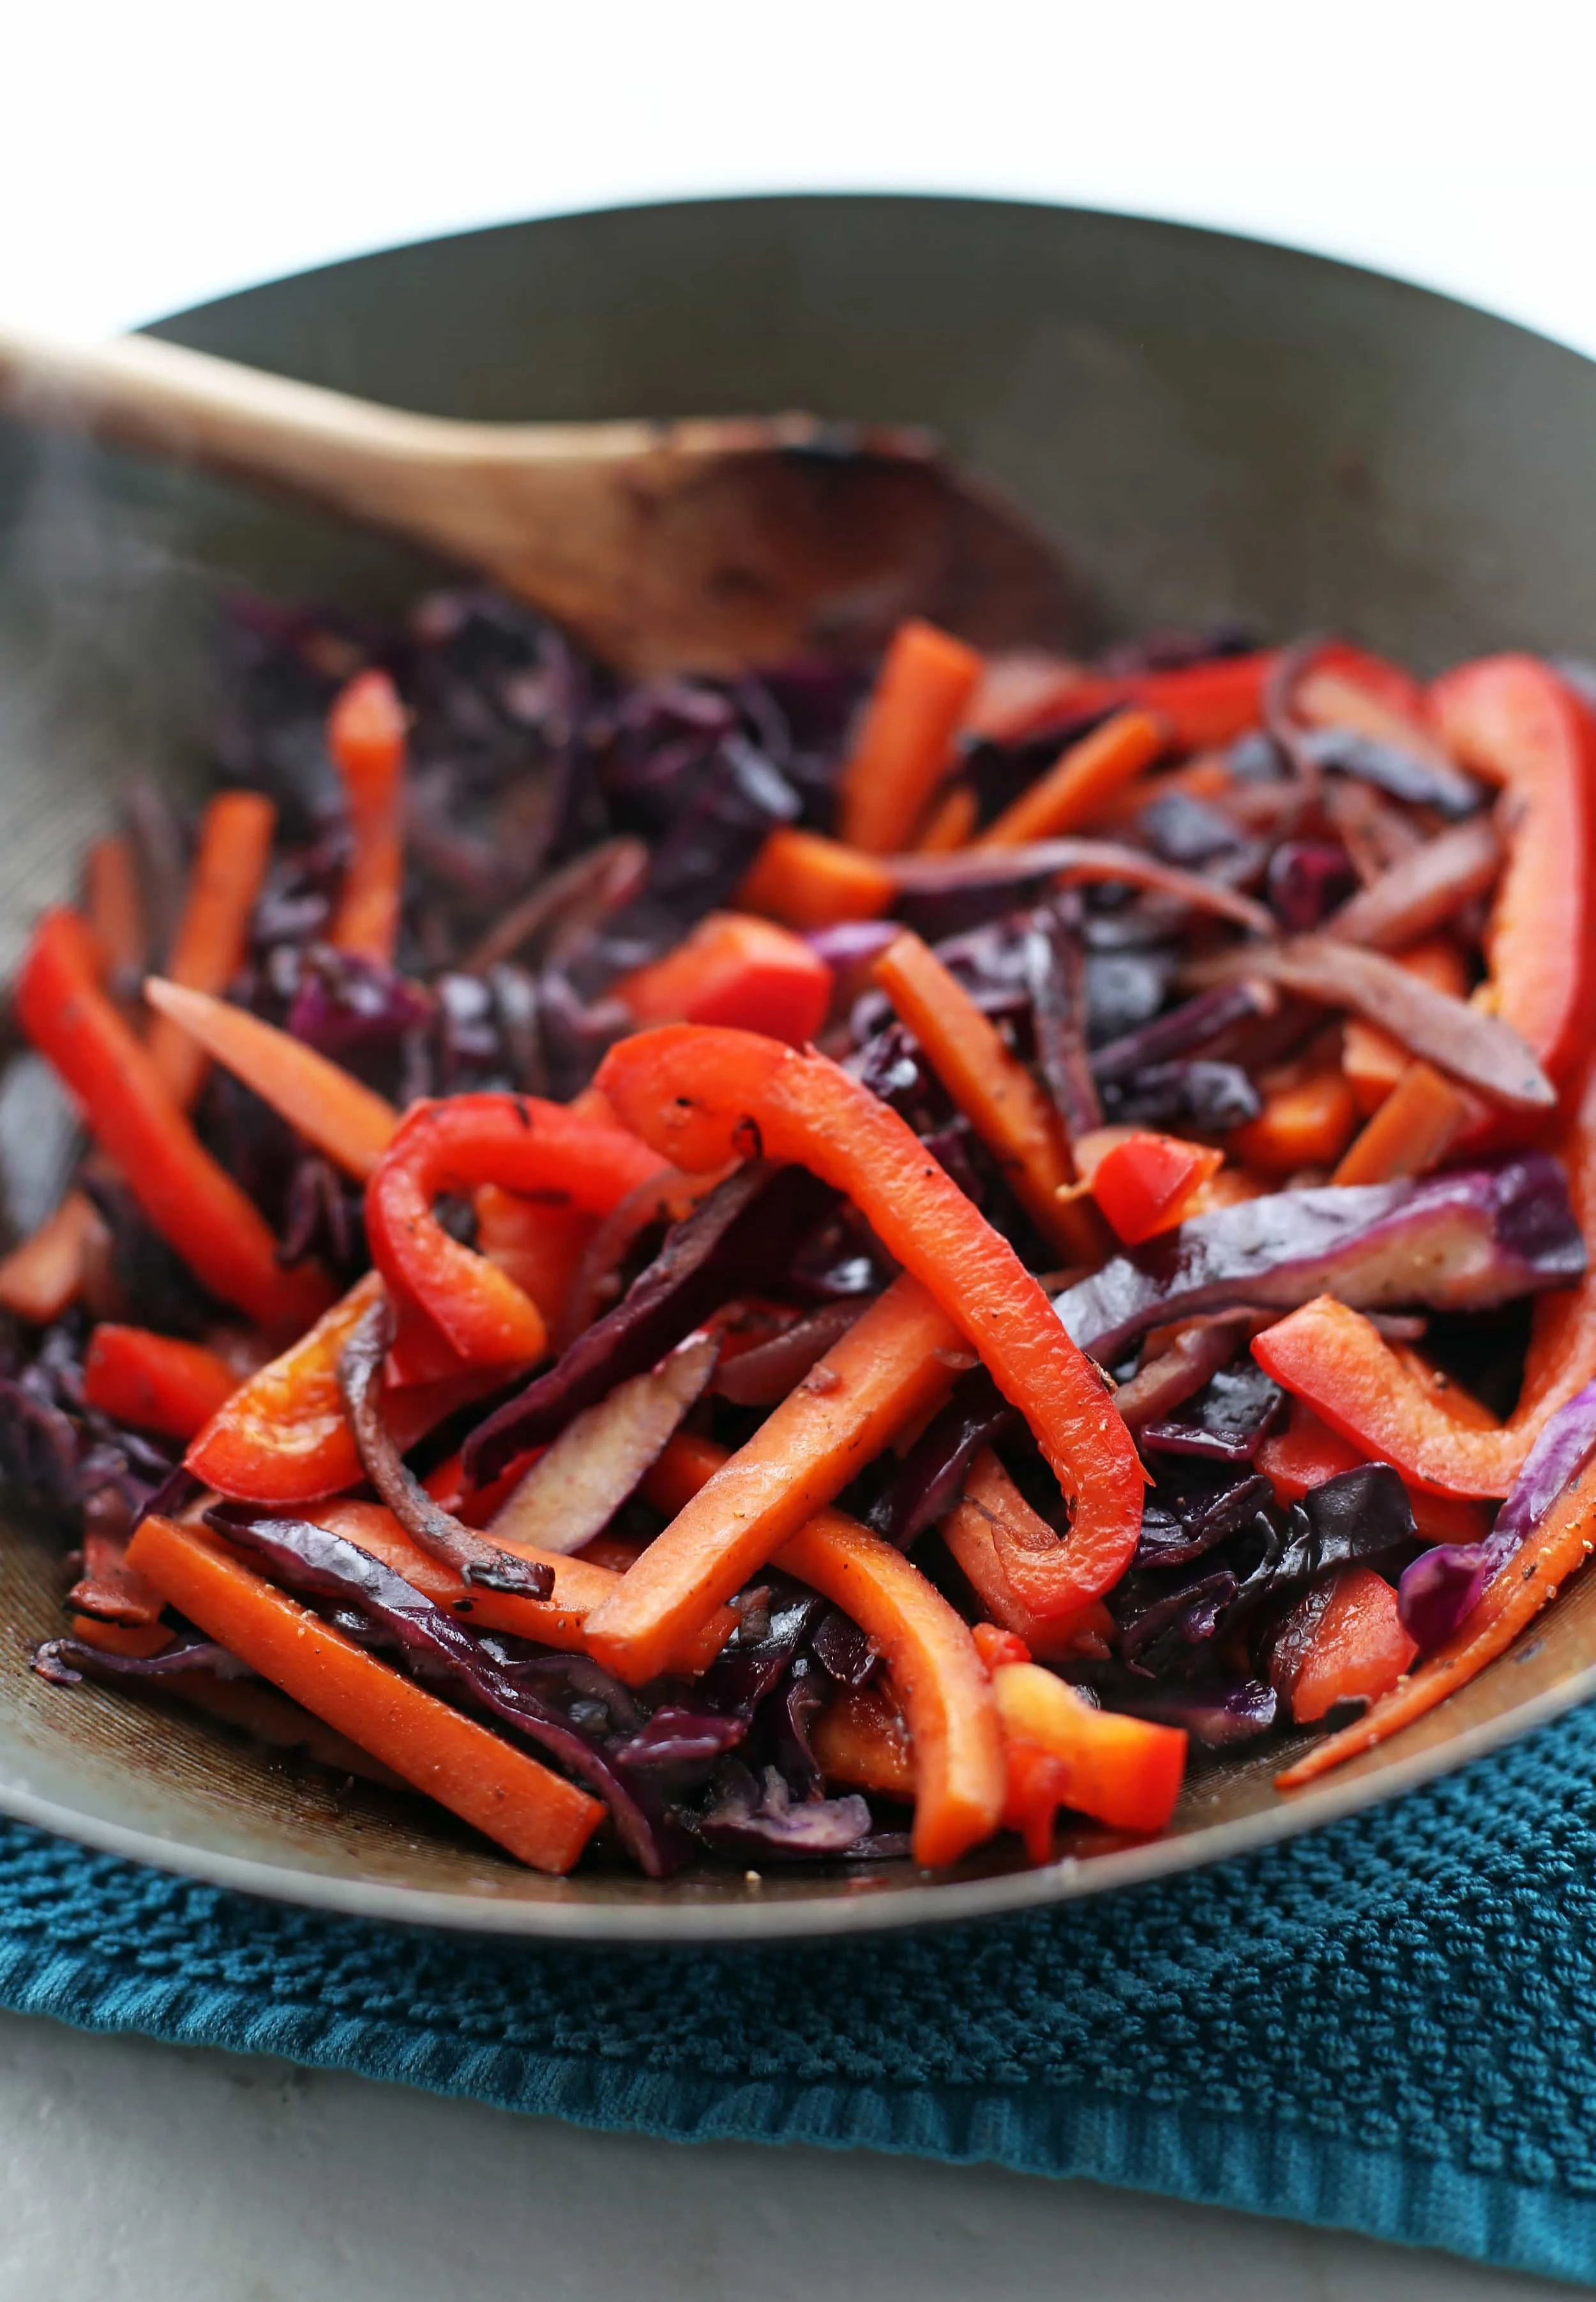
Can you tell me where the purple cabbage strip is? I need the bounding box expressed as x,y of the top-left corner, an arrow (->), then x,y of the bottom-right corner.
1398,1375 -> 1596,1651
1099,1059 -> 1260,1134
868,1370 -> 1014,1552
1141,1361 -> 1286,1464
1055,1156 -> 1585,1363
1024,897 -> 1101,1138
33,1635 -> 249,1690
1298,724 -> 1487,820
1267,841 -> 1357,933
696,1762 -> 873,1860
212,1508 -> 690,1877
463,1162 -> 835,1483
1088,980 -> 1275,1086
1111,1674 -> 1279,1747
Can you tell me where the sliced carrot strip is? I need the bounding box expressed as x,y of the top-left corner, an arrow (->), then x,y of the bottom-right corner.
1276,1461 -> 1596,1789
914,782 -> 978,853
976,708 -> 1167,849
68,1616 -> 174,1660
615,911 -> 833,1045
812,1682 -> 917,1799
836,619 -> 984,855
647,1430 -> 1005,1867
327,669 -> 407,964
15,909 -> 329,1333
871,930 -> 1097,1259
0,1191 -> 107,1325
127,1513 -> 602,1872
734,828 -> 896,931
592,1275 -> 958,1687
313,1499 -> 735,1673
1231,1067 -> 1359,1175
83,831 -> 146,997
143,978 -> 400,1181
595,1025 -> 1145,1628
1331,1060 -> 1473,1186
145,792 -> 278,1108
83,1324 -> 239,1441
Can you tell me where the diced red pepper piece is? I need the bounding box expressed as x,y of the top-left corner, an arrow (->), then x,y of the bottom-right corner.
1274,1564 -> 1418,1725
1255,1402 -> 1491,1547
615,912 -> 833,1045
1088,1130 -> 1225,1246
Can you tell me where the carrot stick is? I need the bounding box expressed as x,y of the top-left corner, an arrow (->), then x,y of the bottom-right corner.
1341,937 -> 1469,1112
1276,1462 -> 1596,1788
83,831 -> 147,999
0,1190 -> 107,1324
16,910 -> 329,1333
145,792 -> 278,1109
914,783 -> 978,853
327,669 -> 408,963
872,929 -> 1098,1261
975,709 -> 1167,849
314,1499 -> 735,1672
83,1324 -> 240,1441
126,1513 -> 603,1872
1231,1066 -> 1359,1174
586,1275 -> 961,1688
68,1617 -> 175,1659
836,619 -> 984,856
143,977 -> 400,1181
1331,1060 -> 1474,1185
647,1429 -> 1005,1867
734,827 -> 897,931
812,1682 -> 917,1798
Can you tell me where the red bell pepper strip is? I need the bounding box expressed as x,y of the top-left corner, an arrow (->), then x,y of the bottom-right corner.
943,1450 -> 1115,1661
15,909 -> 330,1333
128,1513 -> 603,1873
988,1658 -> 1187,1858
615,911 -> 834,1046
83,1324 -> 240,1442
184,1272 -> 483,1503
1429,656 -> 1596,1098
143,977 -> 400,1181
594,1025 -> 1146,1620
1255,1402 -> 1491,1547
971,651 -> 1276,753
144,791 -> 278,1109
1088,1130 -> 1225,1247
327,669 -> 407,964
1273,1564 -> 1417,1726
646,1430 -> 1006,1868
365,1093 -> 667,1371
1276,1459 -> 1596,1789
835,618 -> 984,855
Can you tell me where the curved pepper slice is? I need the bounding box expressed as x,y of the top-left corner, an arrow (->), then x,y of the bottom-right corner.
365,1093 -> 667,1372
15,908 -> 329,1333
1430,656 -> 1596,1097
595,1026 -> 1145,1619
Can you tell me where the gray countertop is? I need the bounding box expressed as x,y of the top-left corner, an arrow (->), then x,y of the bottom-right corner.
0,2010 -> 1567,2299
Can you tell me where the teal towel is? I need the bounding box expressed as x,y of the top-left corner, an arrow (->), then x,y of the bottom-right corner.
4,1708 -> 1596,2287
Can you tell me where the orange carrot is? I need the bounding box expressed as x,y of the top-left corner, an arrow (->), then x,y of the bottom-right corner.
314,1499 -> 735,1672
871,929 -> 1096,1259
1276,1459 -> 1596,1788
734,827 -> 896,930
1231,1066 -> 1359,1174
647,1428 -> 1005,1868
914,782 -> 978,853
143,977 -> 400,1181
943,1451 -> 1114,1663
1341,937 -> 1469,1112
0,1191 -> 107,1325
83,1324 -> 239,1441
975,709 -> 1167,849
1281,1564 -> 1417,1725
615,911 -> 833,1045
145,792 -> 278,1108
127,1513 -> 603,1872
588,1275 -> 959,1688
1331,1060 -> 1474,1185
83,831 -> 146,998
327,669 -> 407,963
68,1616 -> 175,1660
836,619 -> 984,855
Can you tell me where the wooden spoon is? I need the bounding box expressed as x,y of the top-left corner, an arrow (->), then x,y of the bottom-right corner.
0,324 -> 1087,676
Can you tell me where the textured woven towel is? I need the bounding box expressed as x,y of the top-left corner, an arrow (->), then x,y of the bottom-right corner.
4,1708 -> 1596,2287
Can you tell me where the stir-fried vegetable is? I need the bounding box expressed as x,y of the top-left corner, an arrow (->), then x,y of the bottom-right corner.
8,583 -> 1596,1881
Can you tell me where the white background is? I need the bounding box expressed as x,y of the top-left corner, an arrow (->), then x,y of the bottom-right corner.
2,2 -> 1593,2294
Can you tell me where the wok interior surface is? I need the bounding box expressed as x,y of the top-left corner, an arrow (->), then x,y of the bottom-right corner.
2,195 -> 1595,1939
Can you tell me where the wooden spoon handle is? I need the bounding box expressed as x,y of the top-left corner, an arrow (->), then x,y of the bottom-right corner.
0,322 -> 475,520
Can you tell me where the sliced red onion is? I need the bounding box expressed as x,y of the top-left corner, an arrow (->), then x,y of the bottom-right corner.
712,1300 -> 868,1408
1111,1316 -> 1262,1434
1054,1156 -> 1584,1363
1089,980 -> 1275,1086
1326,815 -> 1503,951
338,1301 -> 553,1598
1398,1375 -> 1596,1651
1109,1674 -> 1277,1747
1024,897 -> 1101,1137
887,838 -> 1275,935
487,1329 -> 719,1557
